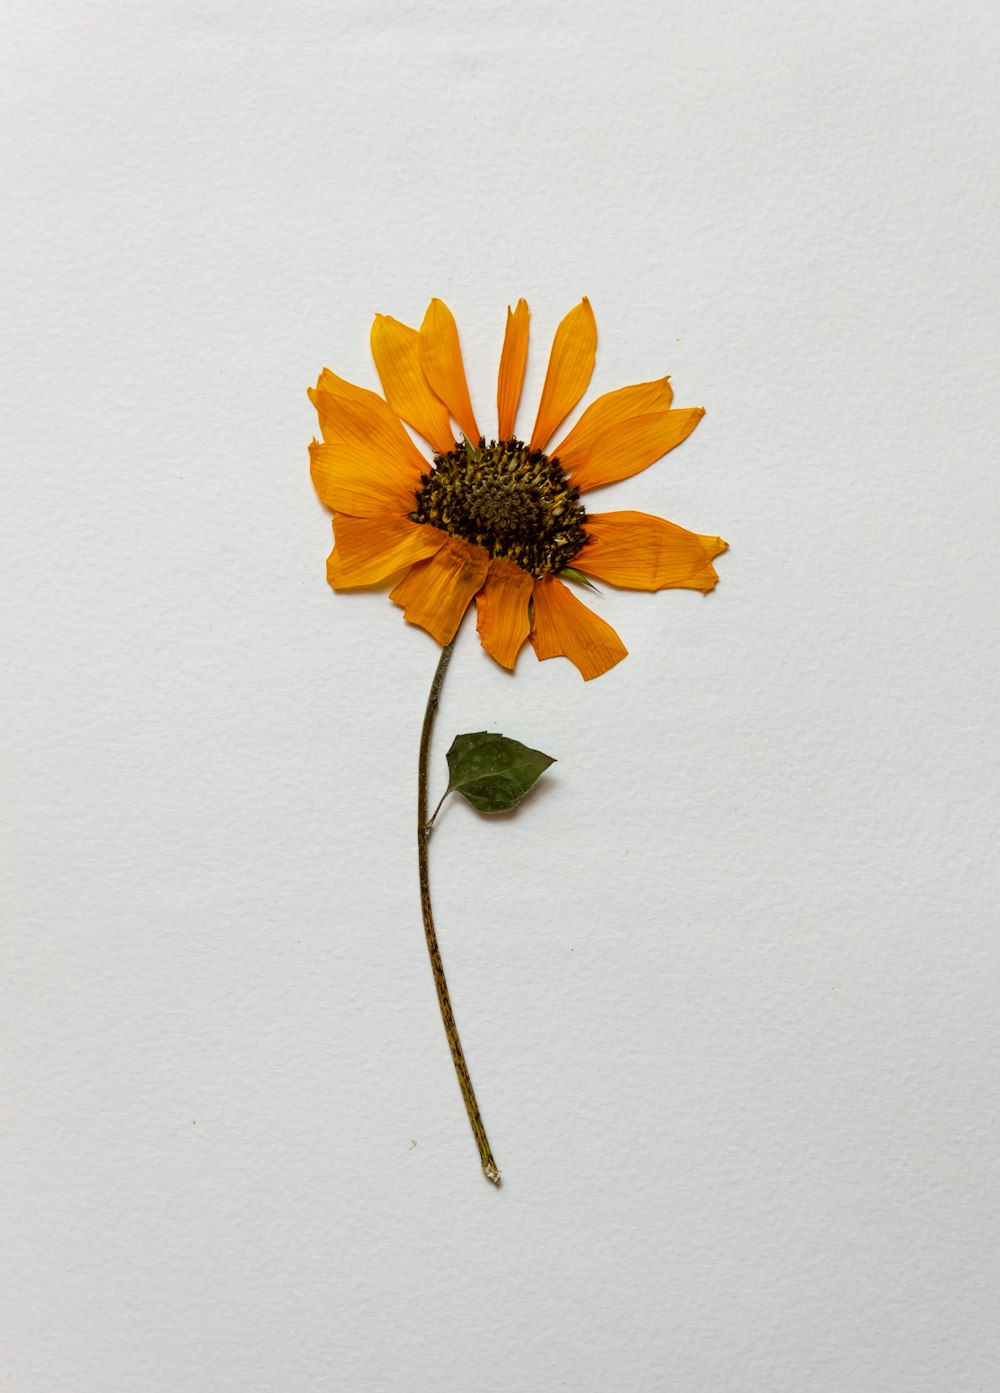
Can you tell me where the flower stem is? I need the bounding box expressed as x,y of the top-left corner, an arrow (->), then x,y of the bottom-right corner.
418,635 -> 501,1186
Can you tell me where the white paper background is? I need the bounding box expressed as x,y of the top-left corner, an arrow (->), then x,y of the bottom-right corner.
4,1 -> 999,1389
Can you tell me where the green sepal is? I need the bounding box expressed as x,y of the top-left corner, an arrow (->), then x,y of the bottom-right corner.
558,567 -> 602,593
444,732 -> 556,815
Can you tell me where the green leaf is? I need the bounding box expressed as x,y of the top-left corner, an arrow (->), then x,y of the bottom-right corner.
445,732 -> 556,815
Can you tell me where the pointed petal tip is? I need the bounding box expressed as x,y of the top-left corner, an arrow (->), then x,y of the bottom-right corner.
698,535 -> 728,566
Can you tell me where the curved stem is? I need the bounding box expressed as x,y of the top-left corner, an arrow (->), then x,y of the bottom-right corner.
418,636 -> 501,1186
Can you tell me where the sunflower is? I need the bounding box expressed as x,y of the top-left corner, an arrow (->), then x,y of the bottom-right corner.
309,298 -> 726,680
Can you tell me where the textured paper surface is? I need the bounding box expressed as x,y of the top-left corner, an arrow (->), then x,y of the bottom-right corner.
3,1 -> 999,1389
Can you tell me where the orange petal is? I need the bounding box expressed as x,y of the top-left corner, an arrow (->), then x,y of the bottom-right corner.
475,558 -> 534,670
529,574 -> 627,681
326,515 -> 446,589
497,299 -> 530,440
418,299 -> 480,443
529,298 -> 598,452
308,369 -> 401,443
371,315 -> 455,455
390,535 -> 490,644
574,511 -> 728,592
569,408 -> 705,493
308,389 -> 429,482
309,438 -> 420,517
551,379 -> 673,471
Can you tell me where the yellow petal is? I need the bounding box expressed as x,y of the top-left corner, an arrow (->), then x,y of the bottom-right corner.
308,389 -> 429,485
326,515 -> 446,589
474,558 -> 534,670
308,369 -> 400,443
568,408 -> 705,493
418,299 -> 480,444
497,299 -> 530,440
370,314 -> 455,455
551,379 -> 673,472
390,535 -> 490,644
529,574 -> 627,681
574,512 -> 728,592
309,438 -> 420,517
529,298 -> 598,452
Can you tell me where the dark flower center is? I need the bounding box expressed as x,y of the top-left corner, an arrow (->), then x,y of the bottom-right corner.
410,438 -> 588,577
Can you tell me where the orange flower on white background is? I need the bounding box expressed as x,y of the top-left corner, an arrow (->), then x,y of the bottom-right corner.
308,299 -> 728,1186
309,297 -> 726,679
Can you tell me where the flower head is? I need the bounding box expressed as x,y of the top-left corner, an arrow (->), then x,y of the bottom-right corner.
309,299 -> 726,680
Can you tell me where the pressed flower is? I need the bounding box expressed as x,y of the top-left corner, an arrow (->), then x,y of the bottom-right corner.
309,297 -> 726,680
308,301 -> 728,1188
